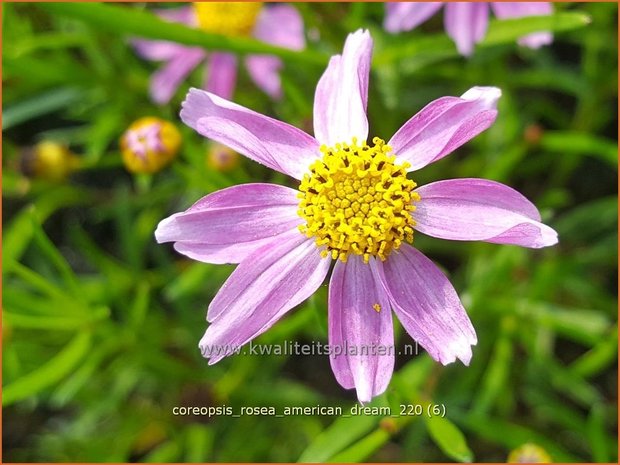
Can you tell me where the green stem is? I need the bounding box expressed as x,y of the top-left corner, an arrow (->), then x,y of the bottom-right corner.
39,3 -> 328,66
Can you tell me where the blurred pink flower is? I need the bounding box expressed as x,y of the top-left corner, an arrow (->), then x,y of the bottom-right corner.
384,2 -> 553,56
132,4 -> 305,104
156,30 -> 558,402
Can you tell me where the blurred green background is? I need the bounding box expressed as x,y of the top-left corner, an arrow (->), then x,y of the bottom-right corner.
3,2 -> 618,463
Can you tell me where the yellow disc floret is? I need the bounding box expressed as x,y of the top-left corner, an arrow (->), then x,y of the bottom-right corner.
194,2 -> 263,37
298,137 -> 420,263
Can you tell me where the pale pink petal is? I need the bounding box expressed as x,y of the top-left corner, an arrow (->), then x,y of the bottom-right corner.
414,178 -> 558,248
132,39 -> 189,61
245,55 -> 283,99
246,4 -> 305,98
199,233 -> 330,363
252,4 -> 305,50
313,30 -> 372,146
154,183 -> 303,264
377,244 -> 477,365
389,86 -> 500,171
328,256 -> 394,403
205,52 -> 238,100
384,2 -> 444,33
180,88 -> 320,179
150,49 -> 205,105
444,2 -> 490,56
492,2 -> 553,48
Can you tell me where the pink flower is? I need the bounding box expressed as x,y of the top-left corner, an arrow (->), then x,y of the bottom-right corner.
384,2 -> 553,56
155,30 -> 558,402
132,4 -> 305,104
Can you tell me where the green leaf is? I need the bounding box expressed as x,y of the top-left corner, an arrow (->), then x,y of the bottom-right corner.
481,12 -> 591,46
297,408 -> 382,462
329,429 -> 390,463
570,326 -> 618,378
3,87 -> 85,130
540,131 -> 618,166
3,331 -> 92,406
38,3 -> 327,66
426,416 -> 473,463
3,306 -> 109,330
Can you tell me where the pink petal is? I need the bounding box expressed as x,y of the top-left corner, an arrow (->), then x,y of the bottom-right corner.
245,55 -> 283,99
384,2 -> 444,33
132,39 -> 189,61
199,233 -> 330,363
205,52 -> 238,100
313,30 -> 372,146
389,86 -> 501,171
413,178 -> 558,248
491,2 -> 553,49
180,88 -> 320,179
150,49 -> 205,105
377,244 -> 477,365
444,2 -> 490,56
154,183 -> 303,264
328,256 -> 394,403
253,4 -> 305,51
246,4 -> 305,99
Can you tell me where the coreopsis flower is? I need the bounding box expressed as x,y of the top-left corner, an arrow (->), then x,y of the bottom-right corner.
155,30 -> 558,402
132,3 -> 305,104
384,2 -> 553,56
120,117 -> 181,174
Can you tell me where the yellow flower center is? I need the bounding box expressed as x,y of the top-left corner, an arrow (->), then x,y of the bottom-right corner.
193,2 -> 262,37
298,137 -> 419,263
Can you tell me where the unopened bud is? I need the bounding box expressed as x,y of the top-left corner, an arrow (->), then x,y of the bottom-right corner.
207,143 -> 240,172
120,117 -> 181,174
508,443 -> 552,463
21,141 -> 80,181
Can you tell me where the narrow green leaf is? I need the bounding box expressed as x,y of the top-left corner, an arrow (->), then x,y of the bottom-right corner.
3,306 -> 109,330
297,408 -> 382,462
3,87 -> 85,130
540,131 -> 618,166
570,326 -> 618,378
185,424 -> 214,463
30,213 -> 81,295
587,403 -> 610,462
38,3 -> 327,66
329,429 -> 390,463
426,416 -> 473,463
3,331 -> 92,405
482,12 -> 591,46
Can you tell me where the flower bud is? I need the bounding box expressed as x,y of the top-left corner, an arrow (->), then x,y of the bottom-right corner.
21,141 -> 80,181
207,143 -> 240,172
120,117 -> 181,174
508,443 -> 552,463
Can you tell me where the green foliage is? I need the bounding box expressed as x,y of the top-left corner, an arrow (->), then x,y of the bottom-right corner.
3,2 -> 617,463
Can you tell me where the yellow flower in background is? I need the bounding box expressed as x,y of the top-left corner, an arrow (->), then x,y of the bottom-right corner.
206,143 -> 240,173
508,443 -> 552,463
193,2 -> 263,37
21,141 -> 80,181
120,117 -> 181,174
